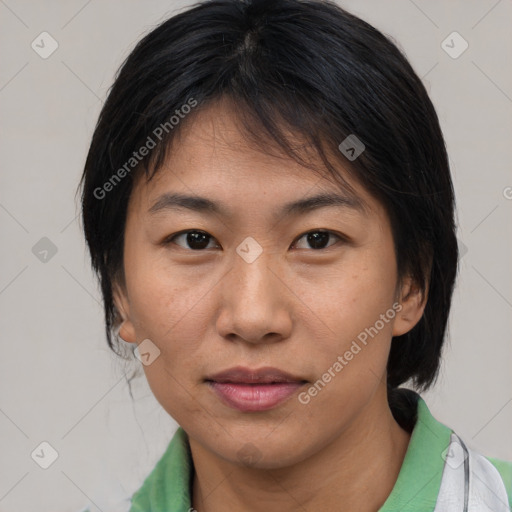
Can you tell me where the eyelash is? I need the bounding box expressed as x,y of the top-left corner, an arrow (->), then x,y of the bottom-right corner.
162,229 -> 346,251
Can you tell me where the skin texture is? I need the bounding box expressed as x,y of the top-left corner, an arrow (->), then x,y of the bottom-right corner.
114,99 -> 427,511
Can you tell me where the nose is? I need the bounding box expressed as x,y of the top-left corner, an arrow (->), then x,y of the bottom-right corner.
215,246 -> 293,345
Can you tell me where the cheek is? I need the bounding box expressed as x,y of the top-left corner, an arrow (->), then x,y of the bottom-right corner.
292,250 -> 398,407
142,360 -> 209,428
125,245 -> 217,345
126,259 -> 215,417
298,247 -> 397,342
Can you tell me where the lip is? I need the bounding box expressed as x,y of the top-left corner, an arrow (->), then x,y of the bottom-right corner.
205,366 -> 307,412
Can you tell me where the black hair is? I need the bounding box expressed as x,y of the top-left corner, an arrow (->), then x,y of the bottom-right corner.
78,0 -> 459,402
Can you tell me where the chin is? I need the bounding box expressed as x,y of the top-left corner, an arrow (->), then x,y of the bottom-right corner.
213,433 -> 313,471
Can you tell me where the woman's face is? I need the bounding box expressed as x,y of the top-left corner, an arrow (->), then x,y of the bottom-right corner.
114,101 -> 422,469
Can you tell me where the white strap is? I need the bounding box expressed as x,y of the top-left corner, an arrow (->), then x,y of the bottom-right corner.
434,433 -> 510,512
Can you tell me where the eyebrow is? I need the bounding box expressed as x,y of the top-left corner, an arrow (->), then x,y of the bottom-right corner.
147,191 -> 367,219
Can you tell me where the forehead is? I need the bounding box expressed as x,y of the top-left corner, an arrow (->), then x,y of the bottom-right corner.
129,100 -> 379,220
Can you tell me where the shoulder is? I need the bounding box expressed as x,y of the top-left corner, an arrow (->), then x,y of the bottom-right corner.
487,456 -> 512,508
393,391 -> 512,510
454,436 -> 512,511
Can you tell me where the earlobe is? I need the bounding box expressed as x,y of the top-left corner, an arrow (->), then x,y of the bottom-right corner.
112,282 -> 137,344
392,276 -> 428,337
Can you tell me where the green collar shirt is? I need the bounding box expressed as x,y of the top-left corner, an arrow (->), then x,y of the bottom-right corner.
127,395 -> 512,511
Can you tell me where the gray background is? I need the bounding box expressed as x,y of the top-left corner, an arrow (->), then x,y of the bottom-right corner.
0,0 -> 511,510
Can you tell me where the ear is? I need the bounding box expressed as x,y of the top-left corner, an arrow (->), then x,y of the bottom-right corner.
392,275 -> 428,337
112,281 -> 137,344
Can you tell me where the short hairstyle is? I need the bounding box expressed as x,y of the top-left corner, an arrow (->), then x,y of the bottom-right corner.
79,0 -> 459,400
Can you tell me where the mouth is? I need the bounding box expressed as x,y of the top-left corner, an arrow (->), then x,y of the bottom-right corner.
205,366 -> 308,412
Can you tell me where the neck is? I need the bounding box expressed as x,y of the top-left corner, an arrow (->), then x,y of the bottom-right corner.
190,385 -> 411,512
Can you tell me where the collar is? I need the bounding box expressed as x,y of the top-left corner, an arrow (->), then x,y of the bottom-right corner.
380,394 -> 453,511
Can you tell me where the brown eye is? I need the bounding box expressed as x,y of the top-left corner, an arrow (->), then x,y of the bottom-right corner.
293,230 -> 343,250
164,230 -> 218,250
